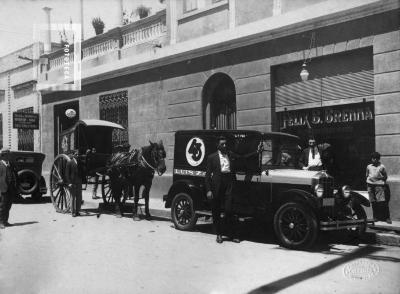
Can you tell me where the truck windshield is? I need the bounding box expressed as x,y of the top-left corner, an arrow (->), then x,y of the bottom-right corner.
261,137 -> 301,170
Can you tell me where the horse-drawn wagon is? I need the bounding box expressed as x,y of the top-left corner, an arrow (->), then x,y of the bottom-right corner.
49,119 -> 167,218
49,119 -> 126,213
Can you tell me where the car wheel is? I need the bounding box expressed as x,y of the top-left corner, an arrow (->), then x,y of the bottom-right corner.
274,202 -> 318,250
171,192 -> 198,231
31,191 -> 42,202
17,169 -> 39,194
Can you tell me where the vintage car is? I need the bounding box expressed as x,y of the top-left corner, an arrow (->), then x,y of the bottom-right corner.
163,130 -> 373,249
0,150 -> 47,201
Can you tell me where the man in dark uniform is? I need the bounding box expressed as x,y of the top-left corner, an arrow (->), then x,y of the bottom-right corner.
205,136 -> 261,244
66,152 -> 82,217
0,149 -> 17,229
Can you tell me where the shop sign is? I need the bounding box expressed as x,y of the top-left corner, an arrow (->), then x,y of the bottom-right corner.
280,104 -> 374,130
13,112 -> 39,129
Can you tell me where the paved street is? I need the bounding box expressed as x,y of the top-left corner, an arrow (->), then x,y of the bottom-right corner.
1,193 -> 400,294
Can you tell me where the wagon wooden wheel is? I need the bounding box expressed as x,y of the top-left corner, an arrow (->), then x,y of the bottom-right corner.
50,154 -> 73,213
101,174 -> 129,204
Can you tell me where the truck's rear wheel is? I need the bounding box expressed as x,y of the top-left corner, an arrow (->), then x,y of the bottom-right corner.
171,192 -> 198,231
274,202 -> 318,250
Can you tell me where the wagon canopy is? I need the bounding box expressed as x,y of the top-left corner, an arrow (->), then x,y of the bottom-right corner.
59,119 -> 125,154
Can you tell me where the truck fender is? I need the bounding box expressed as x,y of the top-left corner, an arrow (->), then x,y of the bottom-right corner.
166,179 -> 204,209
351,191 -> 371,207
275,189 -> 318,211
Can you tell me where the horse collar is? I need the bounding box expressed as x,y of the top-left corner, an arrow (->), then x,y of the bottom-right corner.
139,148 -> 157,172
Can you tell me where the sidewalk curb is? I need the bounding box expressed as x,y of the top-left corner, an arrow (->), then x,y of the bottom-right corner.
375,232 -> 400,246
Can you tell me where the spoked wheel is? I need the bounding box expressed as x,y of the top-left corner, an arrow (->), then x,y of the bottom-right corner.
101,175 -> 128,204
171,192 -> 198,231
50,154 -> 72,213
274,202 -> 318,250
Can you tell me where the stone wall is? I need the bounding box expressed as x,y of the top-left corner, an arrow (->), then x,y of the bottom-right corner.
374,30 -> 400,175
373,29 -> 400,220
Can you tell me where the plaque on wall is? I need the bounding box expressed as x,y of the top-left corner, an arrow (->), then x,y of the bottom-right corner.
13,112 -> 39,129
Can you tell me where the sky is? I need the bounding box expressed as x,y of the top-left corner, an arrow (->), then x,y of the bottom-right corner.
0,0 -> 165,57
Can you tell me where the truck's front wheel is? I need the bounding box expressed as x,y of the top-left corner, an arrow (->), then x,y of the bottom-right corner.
274,202 -> 318,250
171,192 -> 198,231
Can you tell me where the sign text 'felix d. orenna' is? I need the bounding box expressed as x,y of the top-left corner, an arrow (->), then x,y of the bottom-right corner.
280,104 -> 374,129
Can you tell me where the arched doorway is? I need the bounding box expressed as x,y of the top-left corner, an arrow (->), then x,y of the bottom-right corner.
202,73 -> 236,130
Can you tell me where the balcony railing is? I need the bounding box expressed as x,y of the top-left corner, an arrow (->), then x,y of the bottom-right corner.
82,39 -> 119,59
122,21 -> 166,47
49,53 -> 74,69
44,9 -> 166,77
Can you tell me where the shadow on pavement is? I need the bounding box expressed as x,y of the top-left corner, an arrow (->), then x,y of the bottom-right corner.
9,221 -> 39,227
321,248 -> 400,263
13,196 -> 52,204
195,219 -> 278,246
87,203 -> 171,222
194,219 -> 379,251
247,245 -> 383,294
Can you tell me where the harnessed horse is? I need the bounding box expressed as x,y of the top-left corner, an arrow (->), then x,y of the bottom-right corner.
107,141 -> 166,219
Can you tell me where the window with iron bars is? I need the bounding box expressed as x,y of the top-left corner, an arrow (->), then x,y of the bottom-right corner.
17,107 -> 34,151
99,91 -> 129,149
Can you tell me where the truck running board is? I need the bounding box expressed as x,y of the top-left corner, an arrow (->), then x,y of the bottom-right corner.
195,211 -> 253,222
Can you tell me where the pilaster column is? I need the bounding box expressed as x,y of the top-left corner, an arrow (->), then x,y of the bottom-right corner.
167,0 -> 177,44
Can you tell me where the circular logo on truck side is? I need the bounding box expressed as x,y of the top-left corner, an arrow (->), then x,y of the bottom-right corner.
186,137 -> 205,167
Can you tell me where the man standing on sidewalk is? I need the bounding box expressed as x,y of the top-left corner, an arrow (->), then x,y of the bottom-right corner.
66,152 -> 82,217
205,136 -> 262,244
0,149 -> 17,229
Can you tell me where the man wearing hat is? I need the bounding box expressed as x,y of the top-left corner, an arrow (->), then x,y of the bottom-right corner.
0,149 -> 17,229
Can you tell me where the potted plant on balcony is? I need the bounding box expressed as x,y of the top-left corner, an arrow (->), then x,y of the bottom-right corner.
135,5 -> 151,19
91,17 -> 105,35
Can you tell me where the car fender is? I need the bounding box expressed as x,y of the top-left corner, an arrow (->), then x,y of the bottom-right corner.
39,176 -> 47,194
351,191 -> 371,207
275,188 -> 318,211
166,179 -> 204,209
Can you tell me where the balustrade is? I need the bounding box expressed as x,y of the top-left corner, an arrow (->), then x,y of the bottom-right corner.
122,21 -> 166,47
49,53 -> 74,70
82,39 -> 119,59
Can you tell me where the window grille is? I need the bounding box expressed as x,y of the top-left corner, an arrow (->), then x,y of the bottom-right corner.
17,107 -> 34,151
210,84 -> 236,130
211,101 -> 236,130
99,91 -> 129,148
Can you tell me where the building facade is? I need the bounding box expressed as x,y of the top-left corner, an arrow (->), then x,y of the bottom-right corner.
0,43 -> 45,152
36,0 -> 400,217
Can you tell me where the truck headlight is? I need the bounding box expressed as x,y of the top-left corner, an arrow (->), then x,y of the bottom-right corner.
314,184 -> 324,198
342,185 -> 352,198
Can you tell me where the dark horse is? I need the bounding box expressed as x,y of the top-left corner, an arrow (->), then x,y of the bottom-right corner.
107,141 -> 166,219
